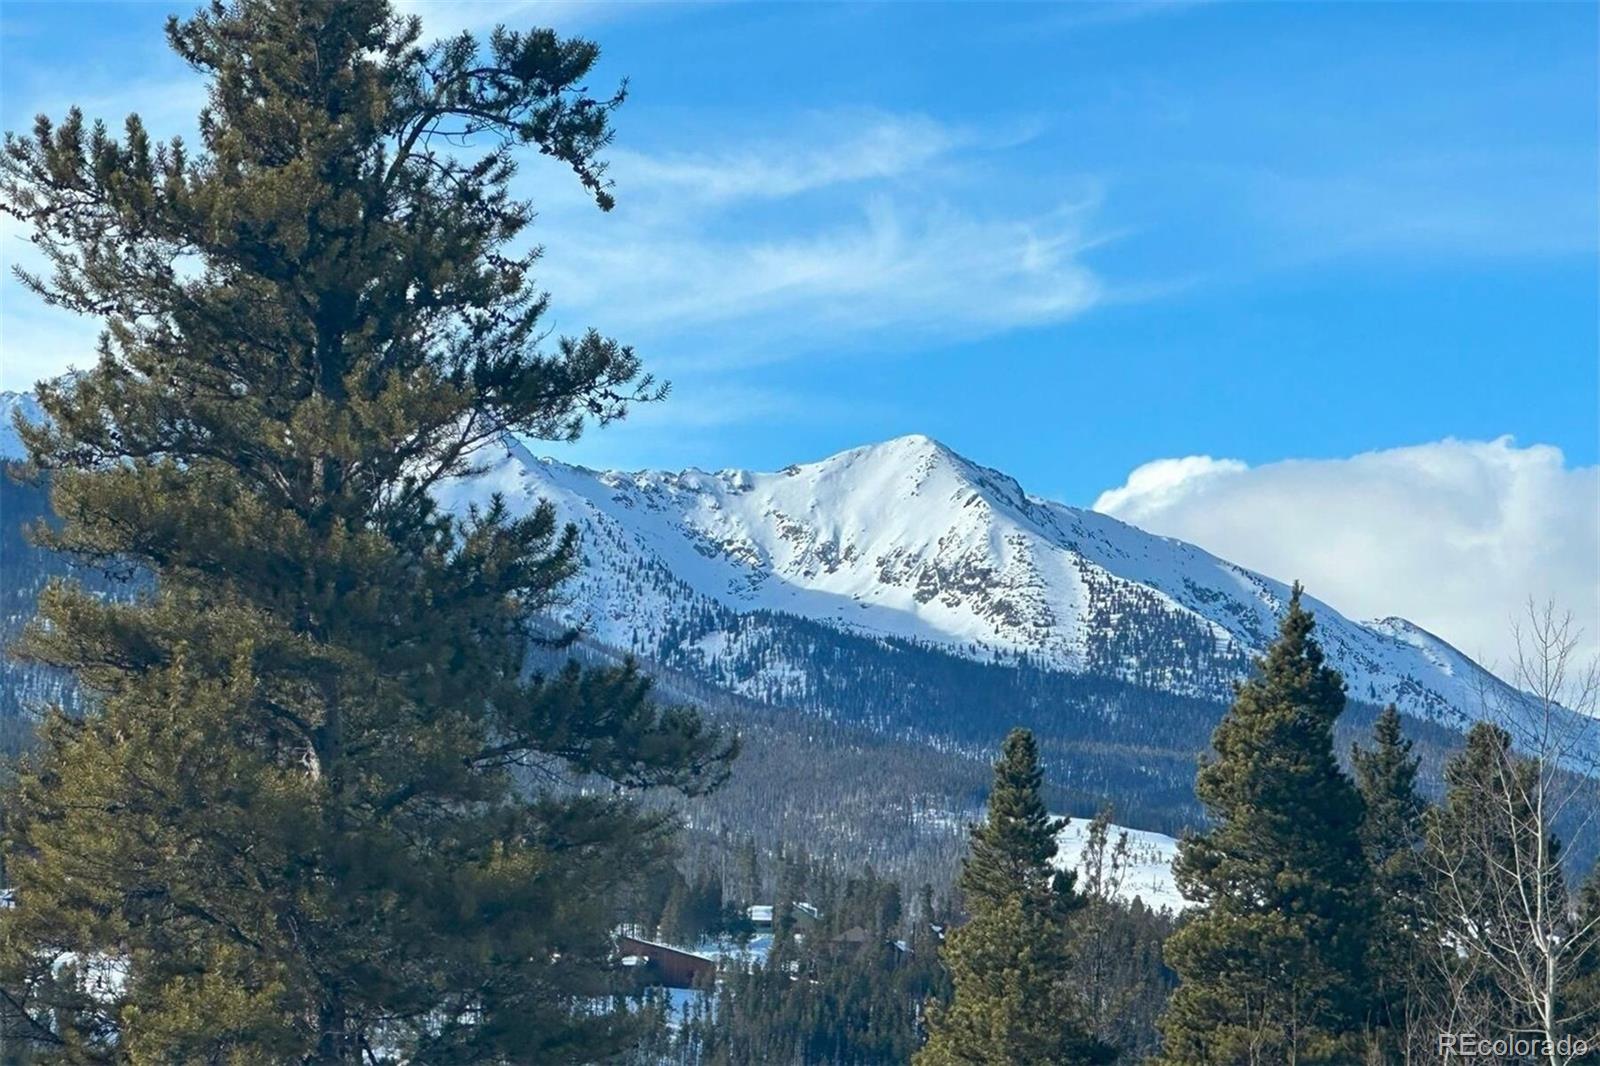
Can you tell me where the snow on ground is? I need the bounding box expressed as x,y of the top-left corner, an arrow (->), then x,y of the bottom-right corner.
658,986 -> 705,1029
50,952 -> 129,1002
1054,817 -> 1189,914
639,934 -> 774,1032
698,932 -> 774,966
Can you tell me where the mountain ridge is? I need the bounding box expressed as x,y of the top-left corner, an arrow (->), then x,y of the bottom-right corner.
435,428 -> 1520,734
0,390 -> 1548,743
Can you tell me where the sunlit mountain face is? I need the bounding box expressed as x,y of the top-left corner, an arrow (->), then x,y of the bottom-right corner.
436,430 -> 1527,735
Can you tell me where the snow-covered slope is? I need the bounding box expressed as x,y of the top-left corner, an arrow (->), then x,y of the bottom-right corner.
0,391 -> 44,460
0,390 -> 1540,739
1055,817 -> 1186,913
435,433 -> 1520,732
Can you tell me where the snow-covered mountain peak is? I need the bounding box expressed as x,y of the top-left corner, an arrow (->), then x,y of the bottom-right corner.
432,433 -> 1543,738
1362,616 -> 1482,682
0,397 -> 1547,745
770,432 -> 971,501
815,431 -> 952,466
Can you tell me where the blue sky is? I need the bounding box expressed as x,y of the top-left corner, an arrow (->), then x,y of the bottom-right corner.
2,1 -> 1596,663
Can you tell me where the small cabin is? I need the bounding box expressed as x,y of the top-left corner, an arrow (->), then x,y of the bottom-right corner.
616,934 -> 715,990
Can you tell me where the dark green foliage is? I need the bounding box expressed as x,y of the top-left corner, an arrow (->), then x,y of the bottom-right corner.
685,869 -> 944,1066
657,872 -> 728,948
1078,899 -> 1179,1061
1568,868 -> 1600,1042
1353,707 -> 1425,889
959,729 -> 1075,916
1158,586 -> 1374,1065
1351,705 -> 1433,1059
918,729 -> 1112,1066
0,1 -> 732,1060
918,898 -> 1112,1066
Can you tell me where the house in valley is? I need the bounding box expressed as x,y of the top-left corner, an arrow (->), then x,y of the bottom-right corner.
616,933 -> 716,990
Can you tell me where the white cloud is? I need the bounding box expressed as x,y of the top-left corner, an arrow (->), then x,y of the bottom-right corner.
540,196 -> 1103,350
608,113 -> 972,205
529,112 -> 1108,361
1091,454 -> 1246,514
1093,438 -> 1600,677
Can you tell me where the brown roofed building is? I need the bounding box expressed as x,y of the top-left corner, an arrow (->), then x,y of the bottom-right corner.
616,933 -> 716,990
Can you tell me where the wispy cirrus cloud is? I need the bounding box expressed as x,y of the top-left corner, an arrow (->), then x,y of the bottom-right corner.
542,197 -> 1104,352
608,113 -> 984,205
4,96 -> 1105,390
529,111 -> 1111,366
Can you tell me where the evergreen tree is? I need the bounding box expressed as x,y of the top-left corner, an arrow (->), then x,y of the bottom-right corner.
957,729 -> 1073,916
1567,868 -> 1600,1044
0,1 -> 733,1060
659,874 -> 696,945
917,729 -> 1111,1065
1424,722 -> 1572,1046
685,860 -> 944,1066
1157,586 -> 1374,1065
1350,705 -> 1431,1060
1352,707 -> 1424,883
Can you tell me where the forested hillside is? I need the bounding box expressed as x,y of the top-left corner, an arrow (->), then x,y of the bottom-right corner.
0,1 -> 1593,1062
6,465 -> 1593,878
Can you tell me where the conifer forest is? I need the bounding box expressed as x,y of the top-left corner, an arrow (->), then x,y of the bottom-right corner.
0,1 -> 1595,1063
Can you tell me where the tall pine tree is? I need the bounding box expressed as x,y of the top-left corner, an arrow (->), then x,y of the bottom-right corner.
917,729 -> 1111,1066
1351,705 -> 1431,1062
958,729 -> 1070,916
1157,586 -> 1374,1065
0,2 -> 732,1061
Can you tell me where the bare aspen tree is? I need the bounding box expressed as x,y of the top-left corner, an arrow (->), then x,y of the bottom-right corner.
1425,601 -> 1599,1065
1075,807 -> 1133,1039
